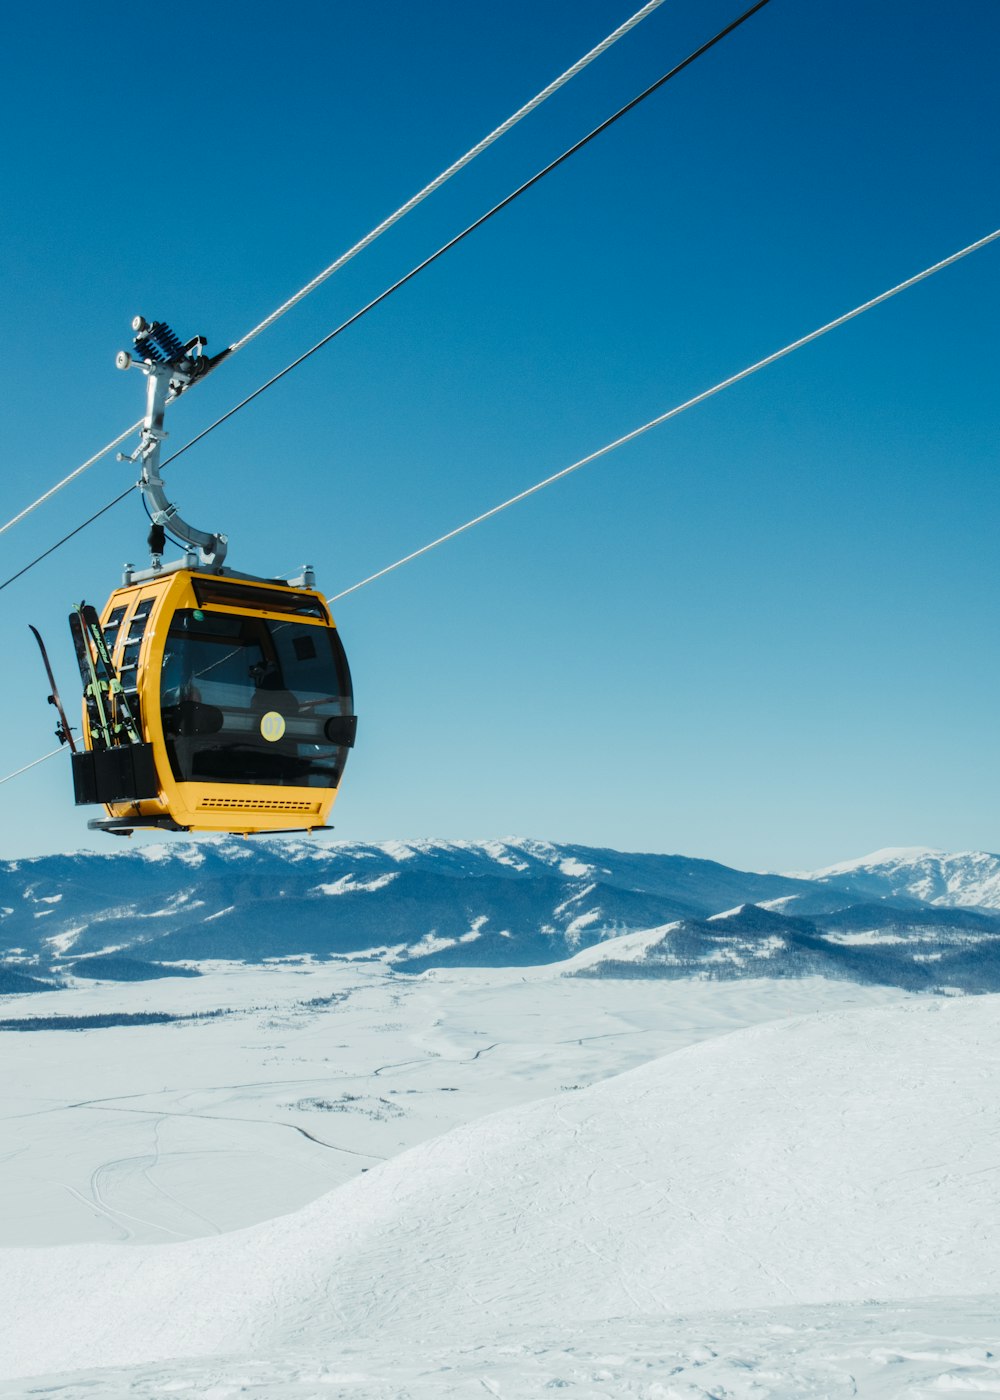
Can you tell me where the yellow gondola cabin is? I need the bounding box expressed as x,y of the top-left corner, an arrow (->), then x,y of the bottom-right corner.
72,569 -> 355,835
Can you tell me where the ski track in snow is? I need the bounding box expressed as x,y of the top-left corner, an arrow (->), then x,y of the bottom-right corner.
75,1098 -> 383,1158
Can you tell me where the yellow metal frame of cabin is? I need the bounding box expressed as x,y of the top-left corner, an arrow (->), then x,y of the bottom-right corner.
86,569 -> 347,834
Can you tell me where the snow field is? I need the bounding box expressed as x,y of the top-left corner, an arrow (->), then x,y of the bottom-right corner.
0,965 -> 896,1246
2,1298 -> 998,1398
2,993 -> 998,1383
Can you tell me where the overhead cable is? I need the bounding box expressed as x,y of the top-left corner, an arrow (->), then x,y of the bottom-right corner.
326,227 -> 1000,602
0,421 -> 142,542
0,0 -> 773,595
0,486 -> 137,596
134,0 -> 773,479
0,0 -> 670,541
224,0 -> 671,356
0,0 -> 773,593
0,747 -> 63,787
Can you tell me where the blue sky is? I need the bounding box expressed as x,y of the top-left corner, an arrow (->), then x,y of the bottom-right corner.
0,0 -> 997,868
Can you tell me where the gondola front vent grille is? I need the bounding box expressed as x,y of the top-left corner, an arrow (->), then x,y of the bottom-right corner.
197,797 -> 322,813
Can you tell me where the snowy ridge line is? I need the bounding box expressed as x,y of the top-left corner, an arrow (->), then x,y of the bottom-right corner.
560,897 -> 1000,989
791,844 -> 1000,910
7,839 -> 1000,992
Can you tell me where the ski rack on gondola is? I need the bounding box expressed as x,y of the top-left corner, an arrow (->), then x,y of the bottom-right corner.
66,601 -> 159,809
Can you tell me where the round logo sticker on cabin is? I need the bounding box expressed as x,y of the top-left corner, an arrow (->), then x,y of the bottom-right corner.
260,711 -> 286,743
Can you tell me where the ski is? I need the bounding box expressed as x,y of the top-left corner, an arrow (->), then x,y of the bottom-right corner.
79,604 -> 143,746
29,625 -> 78,753
69,607 -> 115,750
65,604 -> 159,812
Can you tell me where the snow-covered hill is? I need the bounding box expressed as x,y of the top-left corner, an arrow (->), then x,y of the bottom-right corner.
792,845 -> 1000,909
562,901 -> 1000,992
0,965 -> 895,1250
3,994 -> 997,1385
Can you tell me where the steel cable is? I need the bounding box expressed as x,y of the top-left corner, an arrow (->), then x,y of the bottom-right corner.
0,486 -> 137,595
0,0 -> 670,541
326,227 -> 1000,602
0,0 -> 773,594
142,0 -> 773,480
0,747 -> 64,787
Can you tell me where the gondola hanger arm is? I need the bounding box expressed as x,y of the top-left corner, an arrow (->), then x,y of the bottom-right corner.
116,317 -> 229,579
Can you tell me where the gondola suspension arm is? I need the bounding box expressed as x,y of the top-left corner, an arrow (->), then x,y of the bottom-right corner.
117,317 -> 229,580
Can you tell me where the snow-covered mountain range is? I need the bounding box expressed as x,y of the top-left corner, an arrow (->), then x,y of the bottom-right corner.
791,844 -> 1000,908
3,838 -> 1000,992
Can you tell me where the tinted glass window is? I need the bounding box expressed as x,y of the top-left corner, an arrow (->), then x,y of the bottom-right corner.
191,578 -> 327,618
103,605 -> 128,651
161,610 -> 353,788
126,597 -> 155,644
